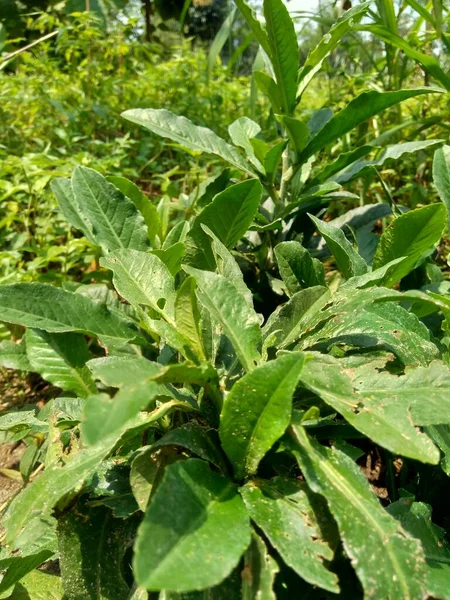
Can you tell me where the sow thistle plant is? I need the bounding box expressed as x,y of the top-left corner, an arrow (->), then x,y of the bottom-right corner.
2,0 -> 450,598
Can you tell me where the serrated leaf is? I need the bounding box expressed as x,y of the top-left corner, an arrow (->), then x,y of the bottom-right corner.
242,532 -> 279,600
299,353 -> 448,463
25,329 -> 96,398
288,426 -> 427,599
309,214 -> 368,279
433,144 -> 450,230
58,501 -> 135,600
264,0 -> 298,114
71,167 -> 149,253
220,352 -> 304,479
183,267 -> 262,372
274,241 -> 325,295
133,459 -> 250,592
372,204 -> 446,286
298,88 -> 443,162
122,109 -> 254,175
388,499 -> 450,600
0,283 -> 141,343
241,478 -> 339,593
101,249 -> 175,319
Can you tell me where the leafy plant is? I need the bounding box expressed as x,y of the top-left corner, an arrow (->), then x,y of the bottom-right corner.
1,1 -> 450,598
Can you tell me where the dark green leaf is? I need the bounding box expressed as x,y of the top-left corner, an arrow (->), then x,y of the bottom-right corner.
274,241 -> 325,295
433,144 -> 450,230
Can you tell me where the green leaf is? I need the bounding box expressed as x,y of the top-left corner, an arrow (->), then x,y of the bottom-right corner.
433,144 -> 450,230
183,267 -> 262,372
71,167 -> 150,253
81,382 -> 168,446
288,426 -> 427,599
208,7 -> 237,79
297,2 -> 371,97
121,109 -> 254,175
25,329 -> 96,398
0,339 -> 31,371
175,276 -> 205,362
0,284 -> 142,344
361,24 -> 450,90
301,302 -> 439,367
241,533 -> 279,600
298,353 -> 449,463
152,242 -> 185,276
333,140 -> 443,184
425,425 -> 450,475
58,501 -> 135,600
51,177 -> 95,244
188,180 -> 262,268
274,241 -> 325,296
264,0 -> 299,114
241,478 -> 339,593
253,71 -> 283,114
372,204 -> 446,286
101,249 -> 175,320
313,145 -> 374,183
107,175 -> 159,246
0,551 -> 54,595
388,499 -> 450,600
228,117 -> 264,172
233,0 -> 271,57
88,356 -> 163,387
133,459 -> 250,592
220,352 -> 304,479
298,88 -> 443,162
309,214 -> 368,279
3,441 -> 115,545
277,115 -> 309,158
8,570 -> 63,600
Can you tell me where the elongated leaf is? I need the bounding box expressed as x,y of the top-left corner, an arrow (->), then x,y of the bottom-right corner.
388,499 -> 450,600
372,203 -> 446,286
208,7 -> 237,79
228,117 -> 264,172
81,381 -> 167,446
88,356 -> 163,387
0,283 -> 141,343
183,267 -> 262,372
101,249 -> 175,319
0,550 -> 54,595
253,71 -> 283,113
310,214 -> 368,279
288,426 -> 427,599
264,0 -> 298,114
242,533 -> 279,600
25,329 -> 96,398
433,144 -> 450,230
51,177 -> 95,243
188,179 -> 262,268
298,87 -> 443,162
8,570 -> 63,600
133,459 -> 250,592
297,2 -> 371,97
233,0 -> 271,56
333,140 -> 443,184
275,241 -> 325,296
241,478 -> 339,593
220,352 -> 304,479
299,353 -> 449,463
175,276 -> 205,362
107,175 -> 159,246
71,167 -> 149,253
3,441 -> 115,545
361,24 -> 450,90
278,115 -> 309,158
121,109 -> 254,175
313,145 -> 374,183
58,501 -> 134,600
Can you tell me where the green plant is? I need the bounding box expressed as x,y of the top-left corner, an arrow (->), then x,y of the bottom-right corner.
1,1 -> 450,598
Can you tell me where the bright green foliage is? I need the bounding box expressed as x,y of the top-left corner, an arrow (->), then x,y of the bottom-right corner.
1,1 -> 450,598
